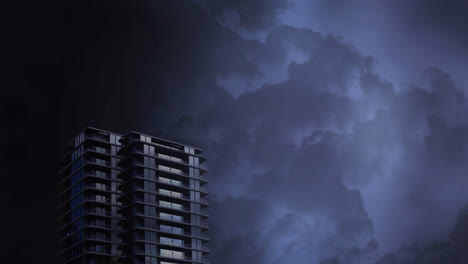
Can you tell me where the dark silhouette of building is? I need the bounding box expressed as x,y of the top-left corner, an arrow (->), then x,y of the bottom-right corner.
57,127 -> 209,264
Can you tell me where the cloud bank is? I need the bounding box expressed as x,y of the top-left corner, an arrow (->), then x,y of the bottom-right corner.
54,0 -> 468,263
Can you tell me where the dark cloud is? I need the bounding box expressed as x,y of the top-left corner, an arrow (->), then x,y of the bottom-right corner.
403,0 -> 468,49
281,0 -> 468,95
196,0 -> 293,33
375,205 -> 468,264
160,22 -> 468,263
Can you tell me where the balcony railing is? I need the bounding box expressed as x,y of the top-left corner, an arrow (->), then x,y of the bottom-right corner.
158,165 -> 185,175
133,174 -> 208,193
87,234 -> 111,242
88,159 -> 111,167
132,223 -> 210,239
157,252 -> 210,263
86,247 -> 111,255
85,209 -> 110,217
87,135 -> 109,142
86,183 -> 111,192
160,240 -> 210,252
155,176 -> 185,187
159,239 -> 190,249
133,149 -> 206,171
133,251 -> 209,263
85,221 -> 111,229
86,196 -> 111,204
159,189 -> 183,199
88,146 -> 111,155
158,165 -> 208,182
87,171 -> 111,180
134,211 -> 210,228
157,153 -> 183,163
135,186 -> 188,200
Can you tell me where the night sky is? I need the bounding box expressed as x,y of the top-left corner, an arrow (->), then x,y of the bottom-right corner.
4,0 -> 468,263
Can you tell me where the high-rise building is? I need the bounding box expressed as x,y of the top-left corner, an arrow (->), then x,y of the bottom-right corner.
57,127 -> 209,264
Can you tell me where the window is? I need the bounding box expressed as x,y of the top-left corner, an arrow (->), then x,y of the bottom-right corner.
145,219 -> 157,229
145,206 -> 156,217
144,193 -> 156,204
145,231 -> 157,242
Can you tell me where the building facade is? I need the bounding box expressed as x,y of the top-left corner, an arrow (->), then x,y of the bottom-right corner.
57,127 -> 209,264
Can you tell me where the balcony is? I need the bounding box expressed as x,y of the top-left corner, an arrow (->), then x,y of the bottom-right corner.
132,223 -> 210,240
133,210 -> 210,228
87,234 -> 111,242
86,196 -> 111,204
158,165 -> 209,182
159,239 -> 210,252
133,237 -> 192,250
85,208 -> 111,217
133,149 -> 207,171
86,183 -> 111,192
130,164 -> 207,182
88,159 -> 111,167
85,221 -> 111,229
133,199 -> 208,216
157,153 -> 183,163
87,171 -> 111,180
86,247 -> 111,255
158,165 -> 185,175
157,252 -> 211,263
158,189 -> 208,205
134,174 -> 208,193
88,146 -> 111,155
87,135 -> 109,141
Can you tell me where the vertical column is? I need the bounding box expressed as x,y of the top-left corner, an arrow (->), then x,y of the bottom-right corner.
188,148 -> 202,262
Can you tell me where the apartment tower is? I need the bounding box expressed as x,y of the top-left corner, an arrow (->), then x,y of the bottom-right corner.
57,127 -> 209,264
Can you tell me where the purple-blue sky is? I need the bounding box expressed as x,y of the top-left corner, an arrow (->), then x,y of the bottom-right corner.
3,0 -> 468,263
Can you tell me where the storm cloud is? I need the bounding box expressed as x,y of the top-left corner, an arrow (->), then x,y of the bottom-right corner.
60,0 -> 468,263
280,0 -> 468,95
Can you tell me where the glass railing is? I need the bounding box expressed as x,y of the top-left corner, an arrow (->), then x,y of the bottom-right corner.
158,252 -> 185,260
154,142 -> 180,151
134,223 -> 209,239
159,201 -> 183,210
159,238 -> 187,248
157,153 -> 183,163
159,214 -> 183,222
158,165 -> 184,175
158,189 -> 183,199
157,177 -> 184,187
133,211 -> 210,228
